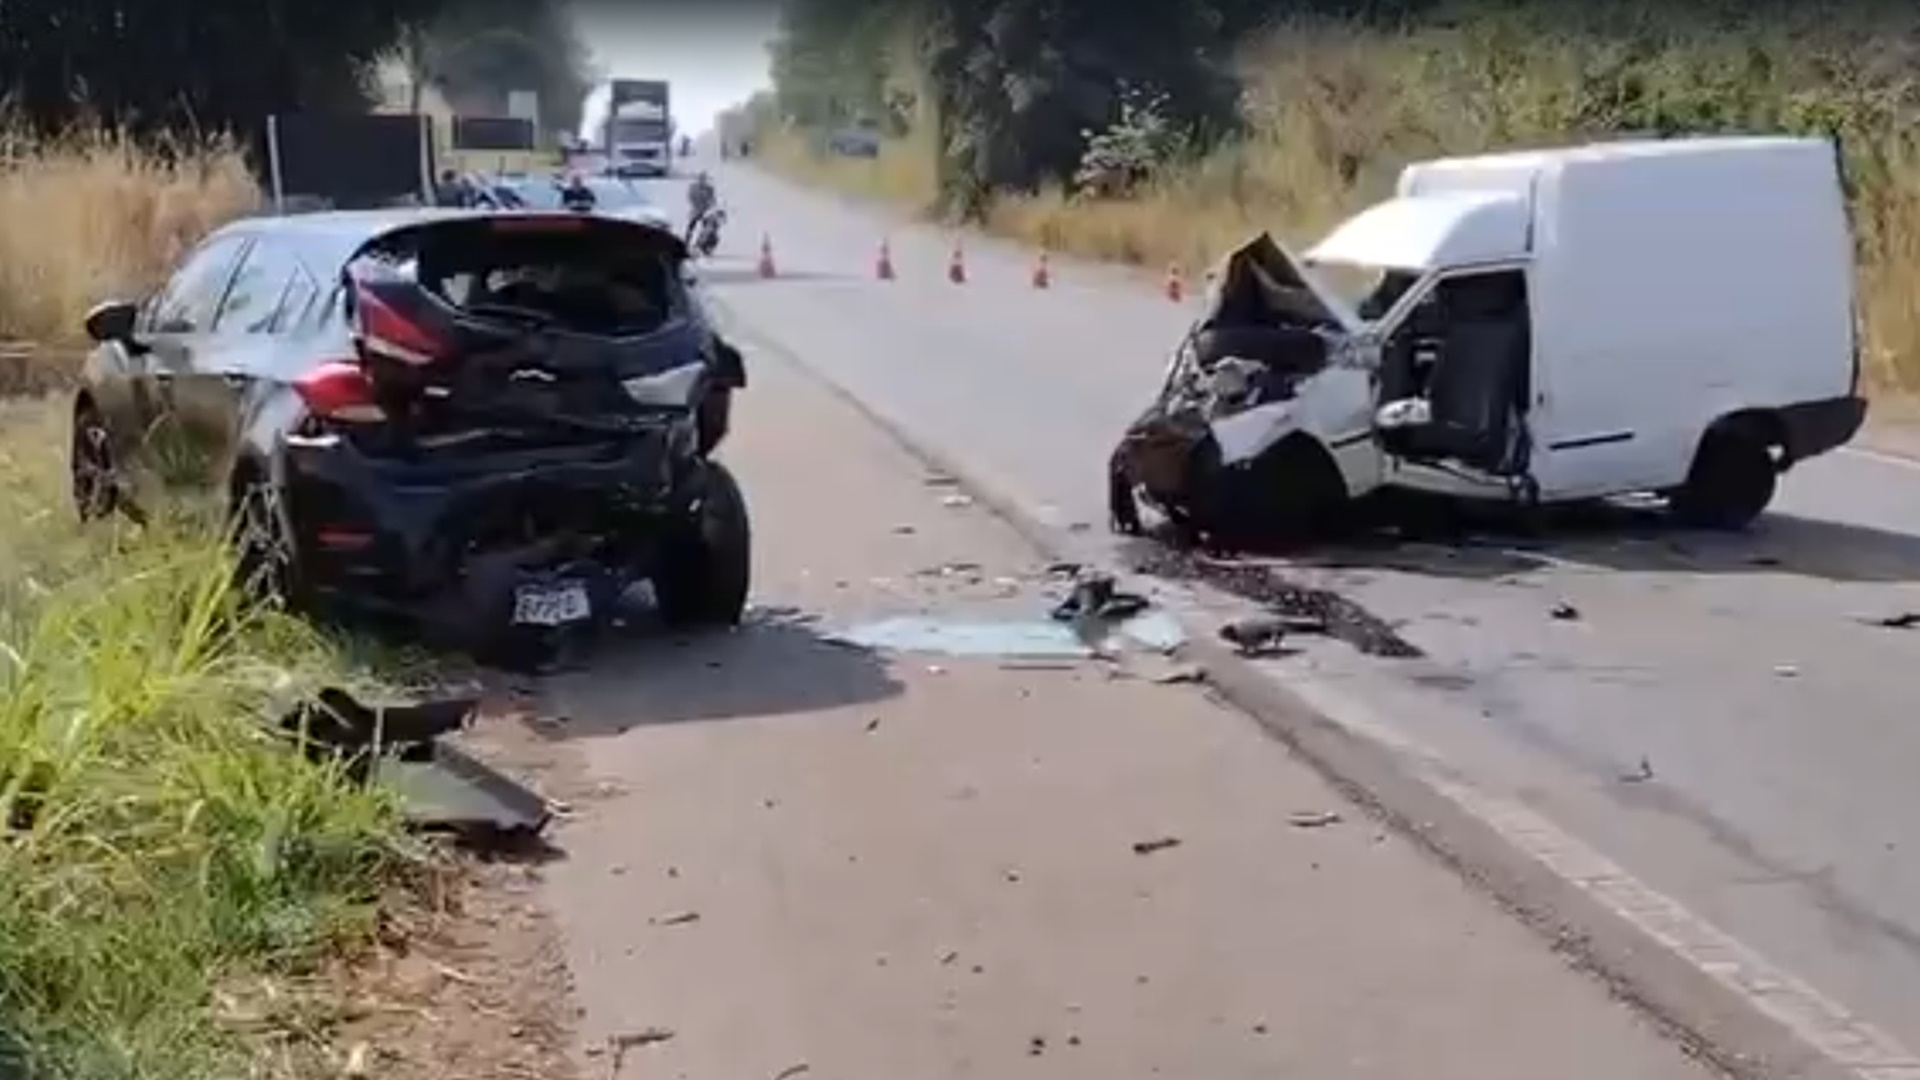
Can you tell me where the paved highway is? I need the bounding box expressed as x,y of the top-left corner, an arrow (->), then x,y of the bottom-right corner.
644,161 -> 1920,1061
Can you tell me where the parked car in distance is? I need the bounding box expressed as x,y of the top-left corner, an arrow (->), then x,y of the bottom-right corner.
70,207 -> 752,659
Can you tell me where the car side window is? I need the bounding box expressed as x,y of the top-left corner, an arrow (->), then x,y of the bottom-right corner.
145,233 -> 250,334
266,264 -> 321,335
213,239 -> 302,335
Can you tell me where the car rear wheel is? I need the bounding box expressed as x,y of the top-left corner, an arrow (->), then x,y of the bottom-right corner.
1669,423 -> 1778,531
70,403 -> 120,522
654,461 -> 751,628
231,475 -> 300,607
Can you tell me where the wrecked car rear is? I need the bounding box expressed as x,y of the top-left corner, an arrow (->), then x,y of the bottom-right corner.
281,212 -> 750,656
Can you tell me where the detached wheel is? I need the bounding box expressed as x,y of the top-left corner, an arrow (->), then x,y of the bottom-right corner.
1670,424 -> 1778,531
70,403 -> 120,522
231,475 -> 300,607
654,461 -> 751,628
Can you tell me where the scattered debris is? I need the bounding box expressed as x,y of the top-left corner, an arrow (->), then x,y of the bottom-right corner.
1151,663 -> 1206,685
1067,1034 -> 1083,1047
892,524 -> 917,534
865,717 -> 881,733
1028,1036 -> 1047,1057
923,473 -> 960,487
652,911 -> 700,927
940,494 -> 974,508
1862,611 -> 1920,630
607,1027 -> 676,1076
1289,810 -> 1342,829
1132,836 -> 1183,856
1218,617 -> 1295,658
1127,548 -> 1425,659
773,1066 -> 811,1080
1050,571 -> 1151,623
1773,664 -> 1799,678
1620,756 -> 1655,784
1549,601 -> 1581,621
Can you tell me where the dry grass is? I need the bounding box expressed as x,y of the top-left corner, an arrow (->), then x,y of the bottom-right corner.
0,126 -> 259,390
767,10 -> 1920,395
759,125 -> 939,210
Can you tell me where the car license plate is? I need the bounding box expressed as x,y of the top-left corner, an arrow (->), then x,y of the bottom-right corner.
511,581 -> 591,626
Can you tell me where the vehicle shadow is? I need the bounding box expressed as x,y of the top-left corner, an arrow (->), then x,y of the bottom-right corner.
531,603 -> 906,737
1157,494 -> 1920,585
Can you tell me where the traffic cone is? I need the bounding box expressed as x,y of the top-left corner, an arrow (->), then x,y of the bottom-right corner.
757,233 -> 777,279
947,238 -> 968,284
1164,261 -> 1184,303
876,238 -> 896,281
1031,249 -> 1052,290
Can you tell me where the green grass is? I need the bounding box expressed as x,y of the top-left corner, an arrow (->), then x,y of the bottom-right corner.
0,397 -> 415,1080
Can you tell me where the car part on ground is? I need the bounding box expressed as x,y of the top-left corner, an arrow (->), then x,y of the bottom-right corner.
279,687 -> 551,837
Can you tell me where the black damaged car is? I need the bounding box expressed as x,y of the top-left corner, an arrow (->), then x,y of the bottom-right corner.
69,208 -> 751,655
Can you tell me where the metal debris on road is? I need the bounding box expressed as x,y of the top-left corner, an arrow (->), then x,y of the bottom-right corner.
1132,836 -> 1183,855
1049,571 -> 1152,623
278,687 -> 554,838
1289,810 -> 1342,829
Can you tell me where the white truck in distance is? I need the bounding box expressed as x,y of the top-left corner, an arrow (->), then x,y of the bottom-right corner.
1114,135 -> 1869,540
609,98 -> 671,178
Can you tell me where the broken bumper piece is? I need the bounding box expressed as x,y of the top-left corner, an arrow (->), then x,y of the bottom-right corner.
280,687 -> 552,838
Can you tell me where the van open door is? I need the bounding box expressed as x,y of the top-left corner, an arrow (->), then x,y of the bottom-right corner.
1369,268 -> 1536,484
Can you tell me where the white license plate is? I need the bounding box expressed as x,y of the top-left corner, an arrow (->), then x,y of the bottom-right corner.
511,581 -> 591,626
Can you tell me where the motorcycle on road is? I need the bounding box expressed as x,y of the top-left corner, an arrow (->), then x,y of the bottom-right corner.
690,207 -> 727,258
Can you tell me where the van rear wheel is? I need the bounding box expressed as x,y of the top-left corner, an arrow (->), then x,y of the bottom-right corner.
1670,425 -> 1777,531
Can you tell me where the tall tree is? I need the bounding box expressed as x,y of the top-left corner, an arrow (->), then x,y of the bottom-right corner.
0,0 -> 450,136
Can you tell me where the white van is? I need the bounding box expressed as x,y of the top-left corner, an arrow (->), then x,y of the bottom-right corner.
1110,136 -> 1868,540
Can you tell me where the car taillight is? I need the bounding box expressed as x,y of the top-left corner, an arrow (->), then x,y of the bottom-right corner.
294,361 -> 386,424
353,284 -> 446,366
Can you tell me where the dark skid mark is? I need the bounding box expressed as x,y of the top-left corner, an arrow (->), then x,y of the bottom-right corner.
1123,544 -> 1425,659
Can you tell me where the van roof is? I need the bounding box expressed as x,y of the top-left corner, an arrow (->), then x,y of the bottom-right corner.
1414,135 -> 1831,177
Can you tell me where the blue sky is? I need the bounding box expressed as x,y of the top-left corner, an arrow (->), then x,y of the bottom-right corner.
569,3 -> 780,139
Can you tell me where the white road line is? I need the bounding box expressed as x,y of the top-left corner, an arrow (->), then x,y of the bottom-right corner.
1842,446 -> 1920,472
1286,676 -> 1920,1079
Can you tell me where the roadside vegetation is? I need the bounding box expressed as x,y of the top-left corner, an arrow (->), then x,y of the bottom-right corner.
0,132 -> 406,1080
747,0 -> 1920,394
0,0 -> 594,1071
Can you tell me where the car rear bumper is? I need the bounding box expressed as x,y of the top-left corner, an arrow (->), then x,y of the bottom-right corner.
1780,394 -> 1868,463
280,422 -> 699,615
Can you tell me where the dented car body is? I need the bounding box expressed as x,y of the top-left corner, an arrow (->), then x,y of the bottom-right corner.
1111,136 -> 1868,545
71,208 -> 752,654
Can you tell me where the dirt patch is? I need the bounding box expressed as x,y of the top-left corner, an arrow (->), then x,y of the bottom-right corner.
283,691 -> 592,1080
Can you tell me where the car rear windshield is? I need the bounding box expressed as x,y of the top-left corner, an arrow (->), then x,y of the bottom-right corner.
386,219 -> 683,337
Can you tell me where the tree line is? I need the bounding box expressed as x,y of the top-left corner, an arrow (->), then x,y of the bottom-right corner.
763,0 -> 1920,216
0,0 -> 592,141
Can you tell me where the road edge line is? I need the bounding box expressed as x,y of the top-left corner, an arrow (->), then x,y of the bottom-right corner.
714,296 -> 1908,1080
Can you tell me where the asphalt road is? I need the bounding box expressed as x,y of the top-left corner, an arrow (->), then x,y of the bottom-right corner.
638,161 -> 1920,1059
530,324 -> 1713,1080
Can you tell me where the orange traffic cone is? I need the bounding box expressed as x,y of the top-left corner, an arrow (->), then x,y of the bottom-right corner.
876,238 -> 896,281
757,233 -> 777,279
1164,261 -> 1184,303
1031,249 -> 1052,290
947,238 -> 968,284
